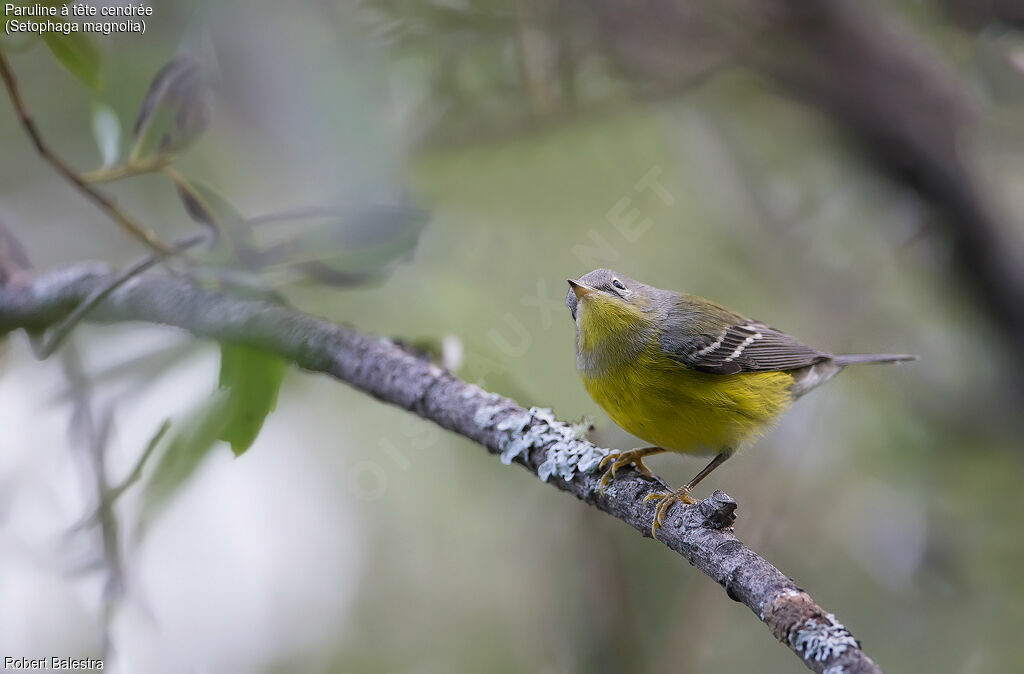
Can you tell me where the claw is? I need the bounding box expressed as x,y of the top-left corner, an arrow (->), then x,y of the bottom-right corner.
597,450 -> 618,474
597,448 -> 663,496
644,486 -> 697,537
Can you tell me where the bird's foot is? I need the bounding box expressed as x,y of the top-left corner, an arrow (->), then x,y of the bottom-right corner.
643,486 -> 698,536
597,447 -> 663,496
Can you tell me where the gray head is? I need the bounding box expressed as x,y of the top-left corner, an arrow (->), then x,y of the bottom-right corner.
565,268 -> 651,321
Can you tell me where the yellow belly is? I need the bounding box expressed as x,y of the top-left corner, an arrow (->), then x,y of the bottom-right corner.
582,353 -> 794,455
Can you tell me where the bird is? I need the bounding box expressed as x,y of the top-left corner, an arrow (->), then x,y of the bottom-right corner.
565,268 -> 915,534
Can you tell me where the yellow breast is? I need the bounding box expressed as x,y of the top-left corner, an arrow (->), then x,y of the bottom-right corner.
582,344 -> 794,454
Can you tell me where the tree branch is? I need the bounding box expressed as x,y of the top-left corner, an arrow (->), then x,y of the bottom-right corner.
0,265 -> 883,674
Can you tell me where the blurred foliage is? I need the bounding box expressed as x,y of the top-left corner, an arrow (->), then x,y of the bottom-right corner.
3,1 -> 1024,673
3,14 -> 430,520
359,0 -> 624,145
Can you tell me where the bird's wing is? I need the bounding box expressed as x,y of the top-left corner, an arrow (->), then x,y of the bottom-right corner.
661,320 -> 830,375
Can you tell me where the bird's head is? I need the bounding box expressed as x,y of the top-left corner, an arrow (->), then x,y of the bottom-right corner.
566,269 -> 657,349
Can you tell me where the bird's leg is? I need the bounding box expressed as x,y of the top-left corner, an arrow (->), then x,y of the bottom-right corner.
597,446 -> 666,495
644,451 -> 730,536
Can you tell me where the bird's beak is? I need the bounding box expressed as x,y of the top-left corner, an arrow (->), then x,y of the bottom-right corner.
567,279 -> 594,299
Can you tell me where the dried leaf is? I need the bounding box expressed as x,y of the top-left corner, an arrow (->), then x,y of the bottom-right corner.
130,55 -> 212,160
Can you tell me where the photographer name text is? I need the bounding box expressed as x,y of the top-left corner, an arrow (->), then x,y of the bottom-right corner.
3,657 -> 103,670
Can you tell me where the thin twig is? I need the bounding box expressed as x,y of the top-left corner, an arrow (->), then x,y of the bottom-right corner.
81,154 -> 175,184
68,418 -> 171,535
58,341 -> 124,661
0,49 -> 171,254
246,205 -> 351,225
0,267 -> 884,674
108,419 -> 170,502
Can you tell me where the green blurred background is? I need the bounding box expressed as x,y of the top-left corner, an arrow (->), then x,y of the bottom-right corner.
2,1 -> 1024,672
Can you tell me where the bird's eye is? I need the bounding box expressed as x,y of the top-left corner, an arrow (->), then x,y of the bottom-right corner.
612,279 -> 626,291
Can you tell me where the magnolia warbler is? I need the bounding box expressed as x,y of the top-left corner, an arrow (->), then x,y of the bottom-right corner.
566,268 -> 915,534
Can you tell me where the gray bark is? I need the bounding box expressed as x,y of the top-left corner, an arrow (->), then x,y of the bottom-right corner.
0,265 -> 883,674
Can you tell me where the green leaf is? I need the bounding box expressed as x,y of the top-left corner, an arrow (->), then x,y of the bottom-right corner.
217,343 -> 287,456
90,102 -> 120,168
141,343 -> 287,528
41,32 -> 101,90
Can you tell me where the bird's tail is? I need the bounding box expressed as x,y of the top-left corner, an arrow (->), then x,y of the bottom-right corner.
833,353 -> 918,366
